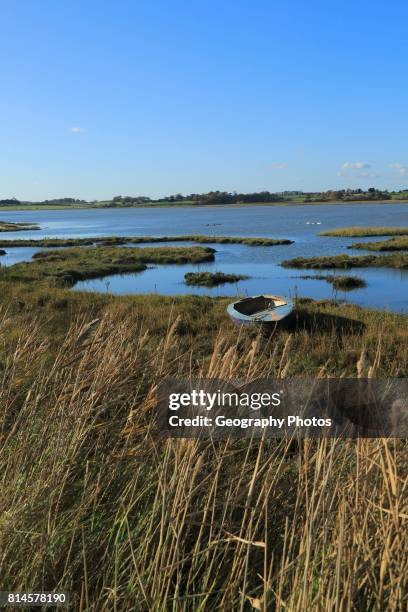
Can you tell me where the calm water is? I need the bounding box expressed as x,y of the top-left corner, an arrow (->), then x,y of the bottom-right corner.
1,204 -> 407,312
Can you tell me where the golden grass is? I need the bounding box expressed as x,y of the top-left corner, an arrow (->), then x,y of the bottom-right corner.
321,227 -> 408,237
0,288 -> 407,609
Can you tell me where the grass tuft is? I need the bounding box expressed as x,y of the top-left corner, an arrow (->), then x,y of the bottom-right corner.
300,274 -> 367,291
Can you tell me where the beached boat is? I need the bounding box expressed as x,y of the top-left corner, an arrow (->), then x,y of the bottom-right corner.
227,294 -> 294,328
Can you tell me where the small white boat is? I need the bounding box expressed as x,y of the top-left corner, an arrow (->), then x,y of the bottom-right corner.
227,294 -> 294,329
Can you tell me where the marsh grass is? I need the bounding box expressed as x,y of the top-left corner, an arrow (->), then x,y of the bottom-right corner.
321,227 -> 408,237
282,253 -> 408,270
0,235 -> 293,248
0,286 -> 407,609
351,236 -> 408,252
0,245 -> 215,287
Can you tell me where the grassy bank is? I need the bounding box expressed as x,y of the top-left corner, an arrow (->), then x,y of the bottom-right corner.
282,253 -> 408,269
0,234 -> 293,248
1,245 -> 215,287
184,271 -> 249,286
351,236 -> 408,252
321,226 -> 408,237
0,285 -> 406,609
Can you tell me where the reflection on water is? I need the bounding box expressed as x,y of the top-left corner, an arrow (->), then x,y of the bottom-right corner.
0,204 -> 407,312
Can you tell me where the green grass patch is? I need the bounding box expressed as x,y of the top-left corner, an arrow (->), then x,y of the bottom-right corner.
184,271 -> 249,286
321,226 -> 408,237
282,253 -> 408,269
1,245 -> 215,287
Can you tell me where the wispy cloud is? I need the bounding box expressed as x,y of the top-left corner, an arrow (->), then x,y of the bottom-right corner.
388,163 -> 407,176
358,171 -> 381,178
270,162 -> 288,169
70,126 -> 85,133
341,161 -> 371,170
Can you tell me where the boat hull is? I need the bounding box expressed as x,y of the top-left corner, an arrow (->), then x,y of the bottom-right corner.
227,295 -> 294,329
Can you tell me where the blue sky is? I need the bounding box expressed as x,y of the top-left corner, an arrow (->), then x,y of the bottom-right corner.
1,0 -> 407,200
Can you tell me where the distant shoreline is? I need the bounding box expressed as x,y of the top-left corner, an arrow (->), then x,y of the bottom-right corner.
0,199 -> 407,212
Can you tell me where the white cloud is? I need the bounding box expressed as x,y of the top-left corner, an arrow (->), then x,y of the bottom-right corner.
70,126 -> 84,133
270,162 -> 288,169
341,161 -> 371,170
388,163 -> 407,176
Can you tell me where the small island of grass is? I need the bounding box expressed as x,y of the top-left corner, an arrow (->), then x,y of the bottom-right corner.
350,236 -> 408,252
282,253 -> 408,270
0,235 -> 293,248
0,221 -> 40,232
300,274 -> 366,291
184,271 -> 249,287
321,226 -> 408,237
2,245 -> 215,288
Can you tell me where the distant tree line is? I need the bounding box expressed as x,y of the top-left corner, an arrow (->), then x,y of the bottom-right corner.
112,191 -> 290,205
0,188 -> 404,207
0,197 -> 21,206
304,188 -> 392,202
0,197 -> 87,207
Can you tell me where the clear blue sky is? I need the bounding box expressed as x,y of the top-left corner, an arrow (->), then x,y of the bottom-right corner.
1,0 -> 407,200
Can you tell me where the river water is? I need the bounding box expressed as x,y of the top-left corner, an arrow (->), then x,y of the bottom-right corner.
0,203 -> 407,312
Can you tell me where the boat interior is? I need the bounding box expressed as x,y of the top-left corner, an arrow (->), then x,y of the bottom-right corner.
234,295 -> 287,315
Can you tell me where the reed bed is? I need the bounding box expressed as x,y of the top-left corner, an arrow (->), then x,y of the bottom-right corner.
0,293 -> 407,610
